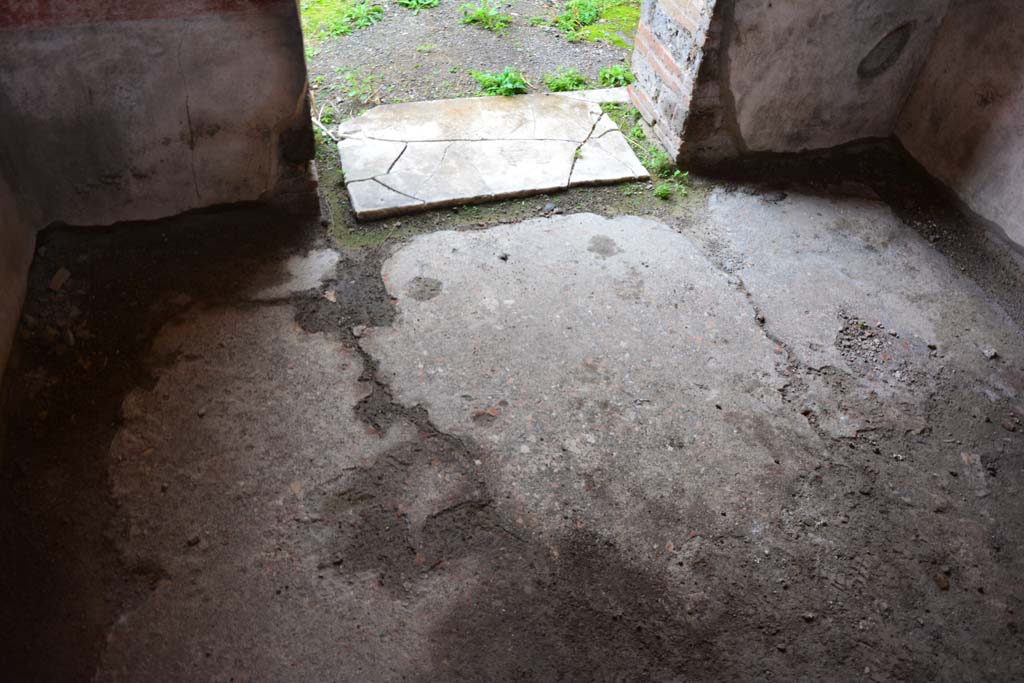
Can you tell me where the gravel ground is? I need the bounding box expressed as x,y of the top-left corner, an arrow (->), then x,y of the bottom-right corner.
305,0 -> 634,120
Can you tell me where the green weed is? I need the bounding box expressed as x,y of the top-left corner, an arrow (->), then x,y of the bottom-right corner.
471,67 -> 529,96
417,42 -> 439,52
598,64 -> 634,87
301,0 -> 354,38
397,0 -> 440,13
320,107 -> 338,125
557,0 -> 600,28
601,103 -> 688,198
660,170 -> 691,198
575,2 -> 639,48
460,0 -> 513,33
537,0 -> 639,47
544,68 -> 590,92
334,69 -> 382,103
647,149 -> 675,178
300,0 -> 384,39
554,0 -> 601,40
347,1 -> 385,27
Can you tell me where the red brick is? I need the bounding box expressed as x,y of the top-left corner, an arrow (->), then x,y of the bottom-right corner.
658,0 -> 701,36
628,84 -> 659,125
636,24 -> 684,80
636,28 -> 684,94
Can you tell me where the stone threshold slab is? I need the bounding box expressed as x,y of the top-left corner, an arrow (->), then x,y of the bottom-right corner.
337,90 -> 649,220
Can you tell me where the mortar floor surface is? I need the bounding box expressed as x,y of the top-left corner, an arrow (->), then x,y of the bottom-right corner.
2,180 -> 1023,681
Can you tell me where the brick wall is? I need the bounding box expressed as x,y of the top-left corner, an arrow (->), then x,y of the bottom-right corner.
629,0 -> 717,159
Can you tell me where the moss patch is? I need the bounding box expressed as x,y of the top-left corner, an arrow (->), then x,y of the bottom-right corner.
301,0 -> 356,40
578,4 -> 641,49
300,0 -> 385,41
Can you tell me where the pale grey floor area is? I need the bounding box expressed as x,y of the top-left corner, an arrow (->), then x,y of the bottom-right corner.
87,192 -> 1024,681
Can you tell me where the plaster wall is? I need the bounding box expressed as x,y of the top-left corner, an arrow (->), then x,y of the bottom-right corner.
897,0 -> 1024,250
634,0 -> 1024,250
0,0 -> 315,377
0,173 -> 35,381
634,0 -> 953,161
724,0 -> 950,153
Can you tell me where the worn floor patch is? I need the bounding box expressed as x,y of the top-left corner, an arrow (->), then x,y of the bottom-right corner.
360,213 -> 820,551
5,198 -> 1023,680
357,211 -> 1024,679
96,304 -> 433,681
700,189 -> 1024,438
337,92 -> 648,219
252,247 -> 339,300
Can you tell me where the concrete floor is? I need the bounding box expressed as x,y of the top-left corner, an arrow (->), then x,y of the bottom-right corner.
2,166 -> 1024,680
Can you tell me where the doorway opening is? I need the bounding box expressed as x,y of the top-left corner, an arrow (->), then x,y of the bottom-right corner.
296,0 -> 673,222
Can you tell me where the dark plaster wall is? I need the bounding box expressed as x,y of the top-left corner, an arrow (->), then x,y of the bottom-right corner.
898,0 -> 1024,249
0,0 -> 314,376
675,0 -> 951,160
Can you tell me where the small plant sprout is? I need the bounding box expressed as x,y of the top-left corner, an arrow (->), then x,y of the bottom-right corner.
347,1 -> 385,28
301,0 -> 354,38
334,69 -> 383,103
554,0 -> 601,41
544,68 -> 590,92
397,0 -> 440,13
647,149 -> 675,178
653,171 -> 690,200
300,0 -> 385,38
598,64 -> 635,87
471,67 -> 529,96
539,0 -> 640,47
600,102 -> 689,198
460,0 -> 514,33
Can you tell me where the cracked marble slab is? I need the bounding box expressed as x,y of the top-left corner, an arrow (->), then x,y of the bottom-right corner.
338,93 -> 649,219
546,86 -> 631,104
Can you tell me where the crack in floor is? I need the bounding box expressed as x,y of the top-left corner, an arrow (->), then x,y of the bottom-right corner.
407,140 -> 456,199
566,113 -> 607,187
694,229 -> 935,472
287,253 -> 523,555
367,177 -> 426,204
384,142 -> 408,175
339,100 -> 646,218
347,135 -> 590,145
